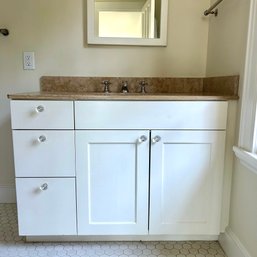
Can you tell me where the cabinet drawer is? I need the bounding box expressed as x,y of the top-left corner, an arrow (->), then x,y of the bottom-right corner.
75,101 -> 228,129
16,178 -> 77,236
12,130 -> 75,177
11,100 -> 74,129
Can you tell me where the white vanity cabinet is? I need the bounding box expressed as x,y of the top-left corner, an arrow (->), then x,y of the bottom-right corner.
75,101 -> 228,236
10,99 -> 228,238
11,100 -> 77,236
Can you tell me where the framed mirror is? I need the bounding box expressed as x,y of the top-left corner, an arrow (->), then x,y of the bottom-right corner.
87,0 -> 168,46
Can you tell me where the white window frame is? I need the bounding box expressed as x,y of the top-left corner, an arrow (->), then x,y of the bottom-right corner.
233,0 -> 257,174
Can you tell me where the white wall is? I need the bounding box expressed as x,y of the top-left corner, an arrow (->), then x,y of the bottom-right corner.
229,160 -> 257,257
206,0 -> 250,77
0,0 -> 210,190
206,0 -> 257,256
206,0 -> 250,233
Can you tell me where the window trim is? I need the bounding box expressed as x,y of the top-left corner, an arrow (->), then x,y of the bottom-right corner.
233,146 -> 257,175
234,0 -> 257,173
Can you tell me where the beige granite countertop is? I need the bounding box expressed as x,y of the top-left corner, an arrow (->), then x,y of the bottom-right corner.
7,75 -> 240,101
7,91 -> 239,101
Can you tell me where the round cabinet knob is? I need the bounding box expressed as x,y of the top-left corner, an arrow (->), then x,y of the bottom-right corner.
39,183 -> 48,191
152,135 -> 161,143
138,135 -> 148,143
35,105 -> 45,113
38,135 -> 47,143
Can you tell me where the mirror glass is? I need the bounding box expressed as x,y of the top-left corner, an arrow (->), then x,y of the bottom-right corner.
87,0 -> 168,46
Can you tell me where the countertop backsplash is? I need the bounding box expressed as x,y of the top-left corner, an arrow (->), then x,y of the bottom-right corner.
40,75 -> 239,96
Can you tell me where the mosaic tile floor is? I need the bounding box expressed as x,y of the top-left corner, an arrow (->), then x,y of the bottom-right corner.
0,204 -> 227,257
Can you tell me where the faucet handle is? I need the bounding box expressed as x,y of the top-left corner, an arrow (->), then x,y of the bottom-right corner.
139,80 -> 148,94
102,80 -> 111,85
101,80 -> 111,93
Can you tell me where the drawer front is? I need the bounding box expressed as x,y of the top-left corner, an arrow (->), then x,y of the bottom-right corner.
11,100 -> 74,129
13,130 -> 75,177
16,178 -> 77,236
75,101 -> 228,130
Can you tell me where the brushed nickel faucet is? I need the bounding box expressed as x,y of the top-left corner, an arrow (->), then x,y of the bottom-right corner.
121,81 -> 129,93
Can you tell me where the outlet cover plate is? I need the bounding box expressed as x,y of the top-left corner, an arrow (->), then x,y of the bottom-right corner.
23,52 -> 35,70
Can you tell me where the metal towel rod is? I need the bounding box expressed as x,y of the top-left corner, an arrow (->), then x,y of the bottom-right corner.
204,0 -> 223,16
0,28 -> 9,36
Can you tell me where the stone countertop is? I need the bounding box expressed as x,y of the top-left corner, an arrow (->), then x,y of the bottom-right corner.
7,91 -> 239,101
7,75 -> 240,101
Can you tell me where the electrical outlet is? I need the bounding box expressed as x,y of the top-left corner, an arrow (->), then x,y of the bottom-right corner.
23,52 -> 35,70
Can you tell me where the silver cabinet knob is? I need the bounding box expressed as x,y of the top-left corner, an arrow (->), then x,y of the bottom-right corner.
38,135 -> 47,143
152,135 -> 161,143
35,105 -> 45,113
138,135 -> 148,143
39,183 -> 48,191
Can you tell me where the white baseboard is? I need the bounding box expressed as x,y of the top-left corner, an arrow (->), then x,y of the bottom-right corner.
219,227 -> 252,257
0,185 -> 16,203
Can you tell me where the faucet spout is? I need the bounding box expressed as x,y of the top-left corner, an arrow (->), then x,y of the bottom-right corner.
121,81 -> 129,93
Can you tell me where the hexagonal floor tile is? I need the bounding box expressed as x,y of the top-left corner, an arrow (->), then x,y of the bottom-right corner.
0,204 -> 227,257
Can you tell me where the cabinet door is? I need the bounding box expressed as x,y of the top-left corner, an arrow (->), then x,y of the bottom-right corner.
76,130 -> 149,235
16,178 -> 77,236
149,130 -> 225,235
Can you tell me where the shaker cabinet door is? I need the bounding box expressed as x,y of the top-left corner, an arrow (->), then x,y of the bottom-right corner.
76,130 -> 149,235
149,130 -> 226,235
